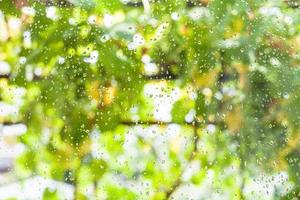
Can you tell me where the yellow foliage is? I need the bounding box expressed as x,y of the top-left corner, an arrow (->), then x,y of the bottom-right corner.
86,81 -> 117,107
170,136 -> 181,153
103,86 -> 116,106
233,19 -> 244,32
180,25 -> 191,38
225,107 -> 243,134
224,19 -> 244,38
277,130 -> 300,170
77,139 -> 92,157
193,68 -> 219,88
87,80 -> 101,102
233,62 -> 248,89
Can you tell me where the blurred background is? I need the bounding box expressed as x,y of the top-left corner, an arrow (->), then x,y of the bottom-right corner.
0,0 -> 300,199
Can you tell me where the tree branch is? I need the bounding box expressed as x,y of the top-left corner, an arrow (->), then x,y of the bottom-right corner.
126,1 -> 144,7
1,120 -> 194,127
165,121 -> 199,199
0,74 -> 10,79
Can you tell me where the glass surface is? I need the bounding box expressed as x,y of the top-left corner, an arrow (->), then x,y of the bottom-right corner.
0,0 -> 300,199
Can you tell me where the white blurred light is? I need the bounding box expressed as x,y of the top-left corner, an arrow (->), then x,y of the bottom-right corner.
103,14 -> 113,28
58,56 -> 65,64
46,6 -> 59,21
21,7 -> 36,16
185,109 -> 196,123
19,57 -> 27,65
100,34 -> 110,43
133,34 -> 145,46
189,7 -> 210,21
144,63 -> 158,75
23,31 -> 32,48
87,15 -> 97,25
83,50 -> 99,64
0,102 -> 18,117
206,124 -> 216,133
171,12 -> 180,21
34,67 -> 42,76
128,34 -> 145,50
142,55 -> 151,63
25,65 -> 33,81
8,18 -> 21,30
0,124 -> 27,136
202,88 -> 212,97
0,61 -> 10,75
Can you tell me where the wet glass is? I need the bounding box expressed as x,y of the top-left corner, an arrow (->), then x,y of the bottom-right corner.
0,0 -> 300,199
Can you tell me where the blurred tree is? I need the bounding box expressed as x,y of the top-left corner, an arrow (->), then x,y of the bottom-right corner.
0,0 -> 299,199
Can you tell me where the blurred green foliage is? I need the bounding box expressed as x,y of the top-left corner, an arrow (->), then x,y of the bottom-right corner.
0,0 -> 300,199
